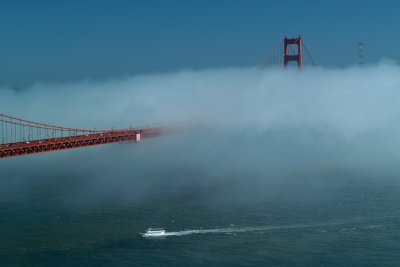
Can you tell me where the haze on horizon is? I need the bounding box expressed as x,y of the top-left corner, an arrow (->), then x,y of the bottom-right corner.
1,1 -> 400,202
2,64 -> 400,204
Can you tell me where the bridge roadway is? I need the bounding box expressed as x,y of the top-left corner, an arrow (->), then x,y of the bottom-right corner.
0,127 -> 162,159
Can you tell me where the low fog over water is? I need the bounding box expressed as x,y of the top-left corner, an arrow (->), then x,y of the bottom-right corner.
1,63 -> 400,205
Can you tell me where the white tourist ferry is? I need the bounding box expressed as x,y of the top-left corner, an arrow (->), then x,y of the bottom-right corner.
142,228 -> 167,237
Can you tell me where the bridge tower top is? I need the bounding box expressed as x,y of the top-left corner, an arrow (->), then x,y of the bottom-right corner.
284,36 -> 302,69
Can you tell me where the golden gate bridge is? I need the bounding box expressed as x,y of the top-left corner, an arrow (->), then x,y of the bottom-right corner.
0,36 -> 314,159
0,113 -> 162,158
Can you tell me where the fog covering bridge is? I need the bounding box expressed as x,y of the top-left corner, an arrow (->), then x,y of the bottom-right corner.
1,36 -> 314,159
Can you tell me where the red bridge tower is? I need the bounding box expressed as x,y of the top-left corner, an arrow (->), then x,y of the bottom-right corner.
284,36 -> 302,69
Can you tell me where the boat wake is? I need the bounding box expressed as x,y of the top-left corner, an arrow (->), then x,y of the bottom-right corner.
142,217 -> 372,238
164,222 -> 340,237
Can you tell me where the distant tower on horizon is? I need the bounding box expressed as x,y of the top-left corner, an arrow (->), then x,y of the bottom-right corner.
358,42 -> 364,65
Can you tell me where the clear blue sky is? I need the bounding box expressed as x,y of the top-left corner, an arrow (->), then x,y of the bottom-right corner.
0,0 -> 399,86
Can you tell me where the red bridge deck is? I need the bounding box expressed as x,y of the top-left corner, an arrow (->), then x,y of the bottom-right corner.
0,127 -> 162,159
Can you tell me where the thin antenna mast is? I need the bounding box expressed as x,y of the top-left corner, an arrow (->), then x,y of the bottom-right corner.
358,42 -> 364,65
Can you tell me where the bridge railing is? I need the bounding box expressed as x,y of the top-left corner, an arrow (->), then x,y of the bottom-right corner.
0,114 -> 142,145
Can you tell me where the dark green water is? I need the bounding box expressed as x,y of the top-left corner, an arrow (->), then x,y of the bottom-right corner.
1,177 -> 400,266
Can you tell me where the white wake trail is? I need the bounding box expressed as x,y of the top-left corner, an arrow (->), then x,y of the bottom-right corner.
164,221 -> 348,237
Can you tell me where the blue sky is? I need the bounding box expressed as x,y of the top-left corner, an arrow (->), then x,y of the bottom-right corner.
0,0 -> 399,86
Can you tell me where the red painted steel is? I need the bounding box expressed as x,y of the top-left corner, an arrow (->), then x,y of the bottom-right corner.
0,113 -> 162,159
0,128 -> 162,158
284,36 -> 303,69
259,36 -> 313,69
